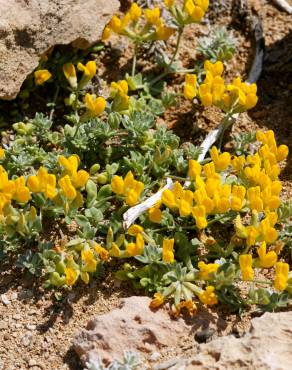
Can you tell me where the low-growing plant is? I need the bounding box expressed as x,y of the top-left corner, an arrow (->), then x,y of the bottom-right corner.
0,1 -> 291,317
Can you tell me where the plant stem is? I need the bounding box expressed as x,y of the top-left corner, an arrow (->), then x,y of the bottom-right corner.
166,27 -> 183,70
73,111 -> 81,139
49,85 -> 60,121
149,27 -> 184,87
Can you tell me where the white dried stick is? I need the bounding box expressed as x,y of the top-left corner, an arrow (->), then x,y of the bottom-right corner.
272,0 -> 292,14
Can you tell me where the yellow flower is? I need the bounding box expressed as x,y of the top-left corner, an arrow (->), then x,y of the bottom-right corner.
185,0 -> 205,22
129,3 -> 142,21
204,60 -> 223,77
102,25 -> 112,41
239,254 -> 254,281
148,206 -> 162,223
203,161 -> 220,179
110,171 -> 144,206
58,155 -> 89,189
162,189 -> 177,209
59,175 -> 77,200
81,249 -> 97,272
184,74 -> 197,100
162,238 -> 174,263
230,185 -> 246,211
94,244 -> 109,261
231,155 -> 245,171
0,148 -> 5,160
126,233 -> 144,256
192,205 -> 207,229
276,145 -> 289,162
210,146 -> 231,171
80,272 -> 90,284
63,63 -> 77,89
259,215 -> 278,244
110,80 -> 129,98
65,267 -> 79,286
77,61 -> 97,88
125,183 -> 144,206
257,241 -> 277,268
165,0 -> 174,7
27,167 -> 57,200
12,177 -> 31,203
247,186 -> 263,212
34,69 -> 52,85
109,242 -> 120,257
155,20 -> 175,40
188,159 -> 201,179
128,224 -> 144,236
198,261 -> 219,280
145,7 -> 161,25
111,175 -> 124,195
58,155 -> 79,175
77,61 -> 96,79
174,300 -> 197,316
150,292 -> 164,309
199,286 -> 218,305
84,94 -> 106,116
274,262 -> 289,291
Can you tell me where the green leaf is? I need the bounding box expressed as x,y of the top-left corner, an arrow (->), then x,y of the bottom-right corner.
86,179 -> 97,208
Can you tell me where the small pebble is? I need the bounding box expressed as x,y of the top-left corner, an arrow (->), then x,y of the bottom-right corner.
150,352 -> 161,361
22,333 -> 33,347
13,314 -> 21,320
195,328 -> 215,343
0,321 -> 8,330
10,292 -> 18,301
1,294 -> 11,306
26,324 -> 36,330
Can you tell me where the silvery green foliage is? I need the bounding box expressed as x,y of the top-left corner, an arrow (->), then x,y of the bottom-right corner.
197,27 -> 236,62
84,352 -> 142,370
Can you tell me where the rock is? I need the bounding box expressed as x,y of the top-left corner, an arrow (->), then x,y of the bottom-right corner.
22,332 -> 33,347
0,0 -> 120,100
150,352 -> 161,362
158,311 -> 292,370
73,296 -> 189,365
26,323 -> 37,331
1,294 -> 10,306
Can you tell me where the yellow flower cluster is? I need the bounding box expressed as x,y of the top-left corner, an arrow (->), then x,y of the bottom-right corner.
51,241 -> 109,287
199,285 -> 218,305
0,166 -> 31,215
183,0 -> 209,23
26,155 -> 89,213
239,252 -> 289,292
165,0 -> 209,25
63,61 -> 96,90
84,94 -> 106,117
110,80 -> 130,112
198,261 -> 219,279
111,171 -> 144,206
159,131 -> 288,239
184,60 -> 258,112
103,3 -> 175,42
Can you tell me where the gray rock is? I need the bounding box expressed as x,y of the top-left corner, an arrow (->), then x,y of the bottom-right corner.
157,311 -> 292,370
73,296 -> 189,365
0,0 -> 119,100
